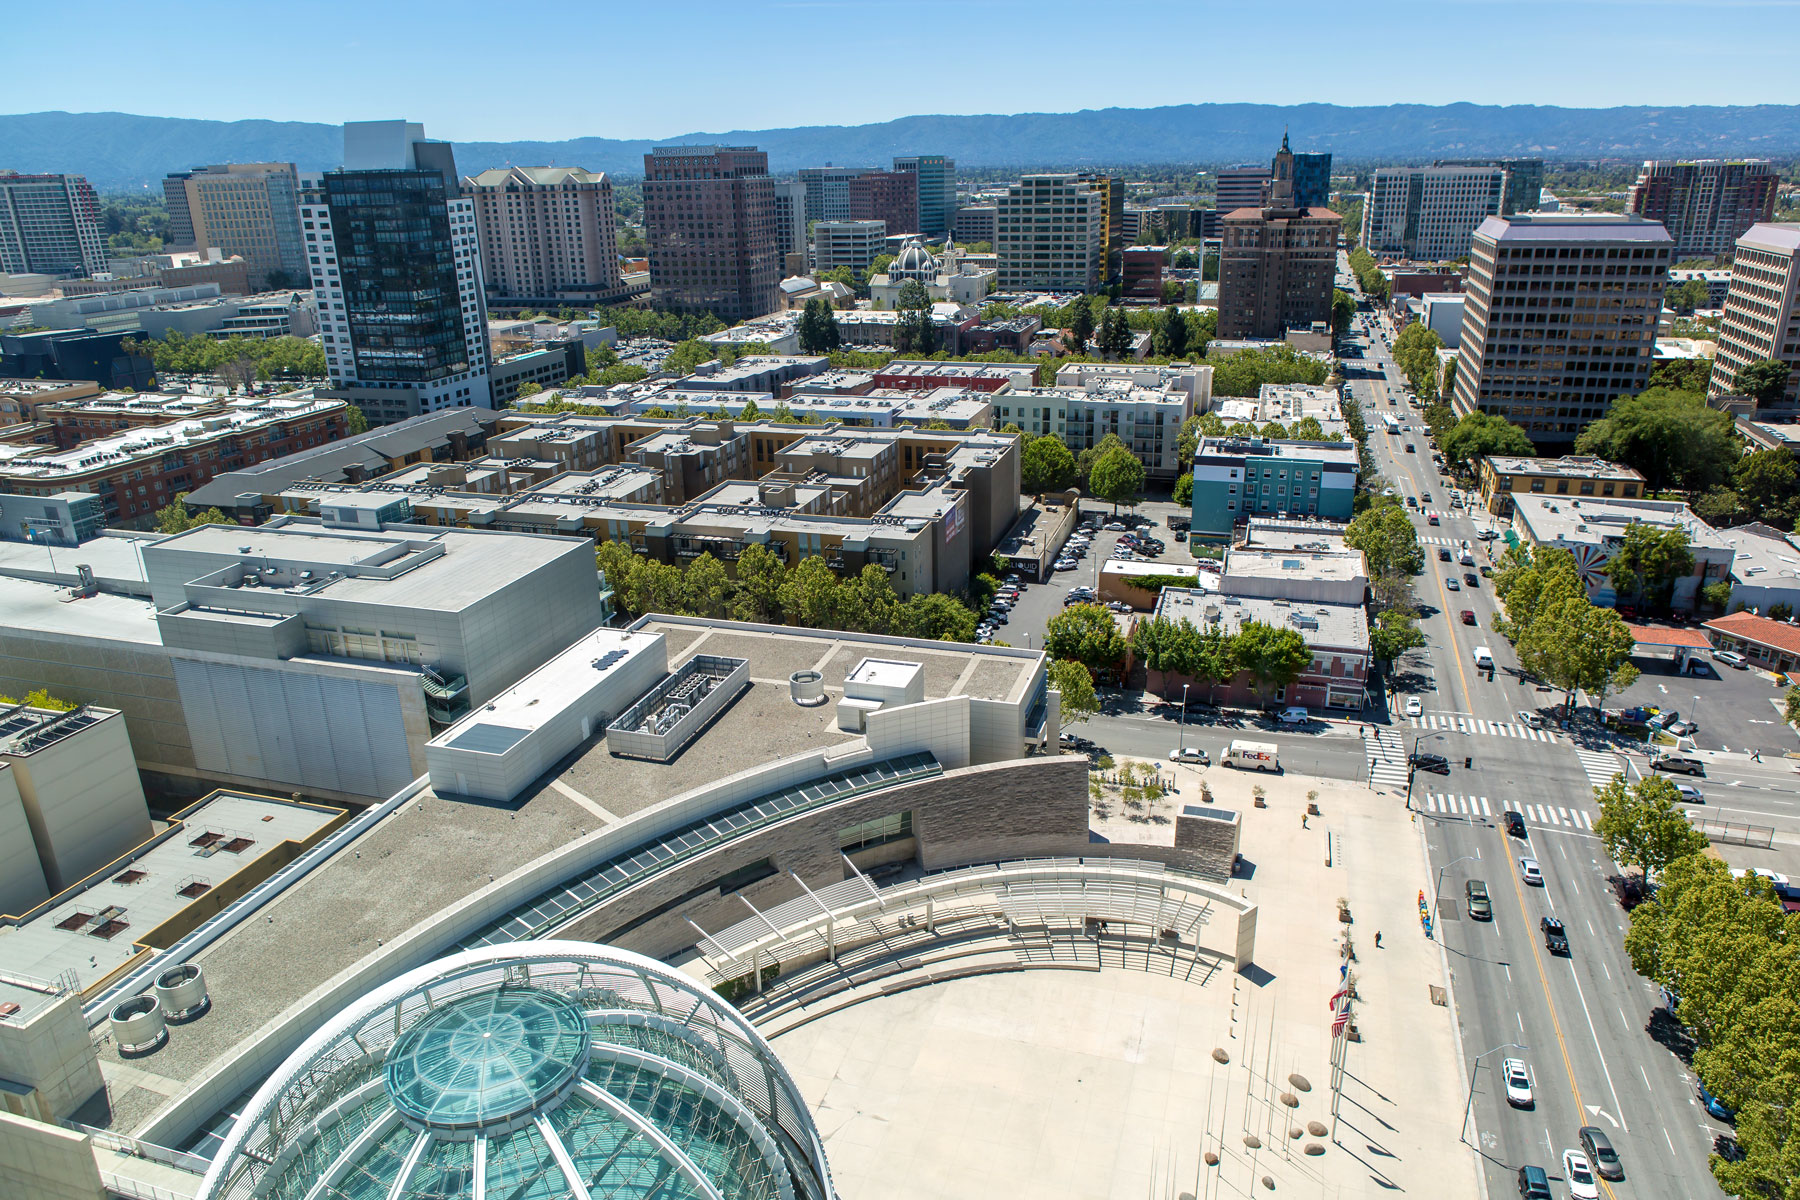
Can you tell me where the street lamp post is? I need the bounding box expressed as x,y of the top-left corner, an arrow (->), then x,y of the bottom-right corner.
1461,1042 -> 1528,1146
1406,729 -> 1466,814
1433,852 -> 1480,930
1179,683 -> 1190,754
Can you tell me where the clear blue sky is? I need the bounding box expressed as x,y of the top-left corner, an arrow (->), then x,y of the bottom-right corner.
9,0 -> 1788,140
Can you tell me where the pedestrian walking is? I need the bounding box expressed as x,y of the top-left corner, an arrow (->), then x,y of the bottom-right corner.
1374,931 -> 1383,949
1301,813 -> 1309,829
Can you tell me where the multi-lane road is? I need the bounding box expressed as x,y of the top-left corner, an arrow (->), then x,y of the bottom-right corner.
1344,282 -> 1746,1198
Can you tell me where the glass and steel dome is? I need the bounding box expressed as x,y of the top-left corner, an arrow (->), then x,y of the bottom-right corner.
198,942 -> 834,1200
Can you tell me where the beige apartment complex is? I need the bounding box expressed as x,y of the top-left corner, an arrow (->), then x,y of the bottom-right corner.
1709,223 -> 1800,417
464,166 -> 621,302
159,163 -> 306,289
996,174 -> 1104,291
1451,214 -> 1671,443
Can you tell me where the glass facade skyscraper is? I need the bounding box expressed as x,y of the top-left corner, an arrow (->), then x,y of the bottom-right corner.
893,155 -> 955,238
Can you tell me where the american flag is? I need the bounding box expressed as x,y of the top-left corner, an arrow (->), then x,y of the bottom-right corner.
1332,1010 -> 1350,1038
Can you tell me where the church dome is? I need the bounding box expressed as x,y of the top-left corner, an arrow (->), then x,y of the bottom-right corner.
890,239 -> 939,280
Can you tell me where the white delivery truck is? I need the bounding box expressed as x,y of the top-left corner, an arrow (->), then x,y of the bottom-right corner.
1473,646 -> 1494,671
1225,740 -> 1281,772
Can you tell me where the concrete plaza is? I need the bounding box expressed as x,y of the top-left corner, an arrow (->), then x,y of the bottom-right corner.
771,761 -> 1479,1199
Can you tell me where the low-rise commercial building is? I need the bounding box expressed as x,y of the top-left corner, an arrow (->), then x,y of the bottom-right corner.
1214,382 -> 1347,439
1704,610 -> 1800,675
1508,494 -> 1732,610
1474,454 -> 1645,515
0,392 -> 351,528
1189,435 -> 1358,541
1150,588 -> 1370,712
1712,523 -> 1800,618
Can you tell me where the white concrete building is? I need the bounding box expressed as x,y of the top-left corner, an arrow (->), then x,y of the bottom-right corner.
997,175 -> 1103,292
812,220 -> 887,276
1362,167 -> 1507,260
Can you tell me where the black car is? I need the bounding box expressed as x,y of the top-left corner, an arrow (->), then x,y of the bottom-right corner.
1464,572 -> 1479,587
1410,751 -> 1450,774
1503,810 -> 1527,838
1541,916 -> 1569,955
1438,547 -> 1453,562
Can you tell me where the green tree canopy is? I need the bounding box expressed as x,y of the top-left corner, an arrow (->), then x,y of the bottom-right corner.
1088,445 -> 1147,511
1021,434 -> 1077,494
1048,658 -> 1099,722
1515,593 -> 1640,709
1046,603 -> 1127,674
1331,289 -> 1355,335
662,338 -> 718,377
1369,608 -> 1426,667
1733,357 -> 1793,406
1209,343 -> 1330,397
1345,500 -> 1423,578
1232,620 -> 1312,706
1574,386 -> 1740,493
1734,448 -> 1799,527
1172,472 -> 1193,506
797,296 -> 842,354
1604,522 -> 1695,612
1155,305 -> 1189,358
1593,774 -> 1710,878
155,492 -> 231,534
1440,412 -> 1536,471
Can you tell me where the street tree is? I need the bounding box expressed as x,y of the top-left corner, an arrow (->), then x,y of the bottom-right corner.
1021,434 -> 1077,494
1192,626 -> 1240,703
1493,545 -> 1583,639
681,552 -> 733,620
777,556 -> 846,629
1172,472 -> 1193,506
1088,445 -> 1147,512
155,493 -> 230,534
1785,685 -> 1800,727
1593,775 -> 1710,877
1048,658 -> 1099,722
1331,288 -> 1355,334
1369,609 -> 1426,667
1231,620 -> 1312,707
1045,603 -> 1127,675
1345,499 -> 1423,577
1516,595 -> 1640,711
899,593 -> 977,642
730,542 -> 788,623
1155,306 -> 1188,358
1734,448 -> 1799,526
1068,302 -> 1095,353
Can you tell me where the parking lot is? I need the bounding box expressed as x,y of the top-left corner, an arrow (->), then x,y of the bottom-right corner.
1606,648 -> 1796,756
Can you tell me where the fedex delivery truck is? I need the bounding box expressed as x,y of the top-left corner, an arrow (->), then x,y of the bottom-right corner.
1225,740 -> 1281,772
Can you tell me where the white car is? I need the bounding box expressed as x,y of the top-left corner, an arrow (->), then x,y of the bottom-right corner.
1501,1058 -> 1533,1108
1674,783 -> 1705,804
1054,558 -> 1078,571
1404,697 -> 1423,718
1518,856 -> 1543,886
1515,710 -> 1544,729
1713,650 -> 1749,669
1169,747 -> 1210,765
1561,1150 -> 1599,1200
1104,522 -> 1128,531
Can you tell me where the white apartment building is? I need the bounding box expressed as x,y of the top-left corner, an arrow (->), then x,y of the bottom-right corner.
996,175 -> 1103,292
812,219 -> 887,276
991,363 -> 1210,480
1710,222 -> 1800,416
1362,167 -> 1507,260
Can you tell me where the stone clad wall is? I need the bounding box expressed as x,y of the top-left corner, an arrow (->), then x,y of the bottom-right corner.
560,755 -> 1090,959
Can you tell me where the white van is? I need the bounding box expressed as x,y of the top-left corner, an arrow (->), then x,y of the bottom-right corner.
1225,740 -> 1281,772
1473,646 -> 1495,671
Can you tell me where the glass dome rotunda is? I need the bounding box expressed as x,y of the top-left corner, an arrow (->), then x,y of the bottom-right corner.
198,942 -> 834,1200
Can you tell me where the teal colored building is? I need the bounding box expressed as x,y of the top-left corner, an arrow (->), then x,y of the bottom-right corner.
1190,435 -> 1359,542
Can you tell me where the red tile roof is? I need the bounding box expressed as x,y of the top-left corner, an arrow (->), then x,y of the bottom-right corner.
1705,611 -> 1800,657
1625,622 -> 1712,649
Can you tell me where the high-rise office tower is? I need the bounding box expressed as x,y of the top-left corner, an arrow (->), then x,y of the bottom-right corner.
893,155 -> 955,237
995,175 -> 1104,292
848,171 -> 919,237
1214,165 -> 1272,212
302,121 -> 492,426
1075,172 -> 1127,286
1434,158 -> 1545,215
159,163 -> 307,288
463,166 -> 620,301
1217,135 -> 1341,340
812,220 -> 887,276
1626,160 -> 1779,259
798,165 -> 873,224
1709,223 -> 1800,416
1362,166 -> 1507,260
772,179 -> 808,269
1452,214 -> 1671,442
643,145 -> 779,321
0,172 -> 106,277
1286,150 -> 1333,210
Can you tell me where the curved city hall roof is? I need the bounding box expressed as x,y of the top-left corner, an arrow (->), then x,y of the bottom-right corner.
198,942 -> 833,1200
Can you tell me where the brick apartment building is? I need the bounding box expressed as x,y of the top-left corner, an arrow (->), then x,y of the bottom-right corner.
0,393 -> 349,527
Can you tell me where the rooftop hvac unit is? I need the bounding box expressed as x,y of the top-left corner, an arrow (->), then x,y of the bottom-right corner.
110,995 -> 167,1055
154,964 -> 209,1022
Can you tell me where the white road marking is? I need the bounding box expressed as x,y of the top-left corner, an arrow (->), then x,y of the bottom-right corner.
1569,970 -> 1629,1132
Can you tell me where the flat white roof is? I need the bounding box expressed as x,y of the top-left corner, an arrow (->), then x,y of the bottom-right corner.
846,658 -> 923,690
428,627 -> 662,750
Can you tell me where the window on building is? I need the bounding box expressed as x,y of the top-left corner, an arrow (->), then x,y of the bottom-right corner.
839,810 -> 914,853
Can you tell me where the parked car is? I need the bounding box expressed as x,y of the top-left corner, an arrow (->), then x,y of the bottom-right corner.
1713,650 -> 1748,669
1578,1127 -> 1623,1181
1169,747 -> 1210,765
1411,752 -> 1450,774
1648,709 -> 1681,730
1519,856 -> 1544,886
1054,558 -> 1078,571
1466,880 -> 1492,920
1503,810 -> 1527,838
1541,916 -> 1569,955
1502,1058 -> 1534,1108
1174,530 -> 1188,542
1478,528 -> 1498,540
1105,522 -> 1128,531
1698,1081 -> 1735,1122
1276,706 -> 1311,725
1515,1164 -> 1552,1200
1561,1149 -> 1599,1200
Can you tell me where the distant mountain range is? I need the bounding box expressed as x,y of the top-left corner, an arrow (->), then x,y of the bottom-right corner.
5,104 -> 1800,192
